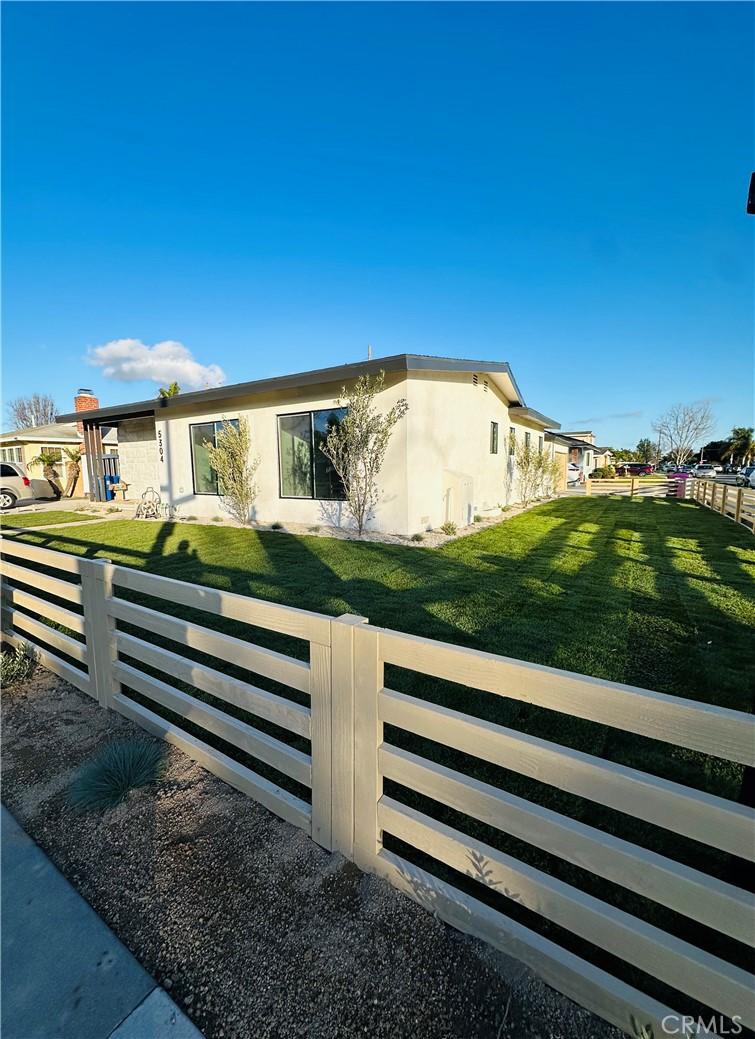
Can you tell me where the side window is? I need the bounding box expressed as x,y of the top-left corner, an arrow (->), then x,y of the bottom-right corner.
509,427 -> 516,456
490,422 -> 499,454
190,419 -> 240,494
278,409 -> 347,500
524,431 -> 531,449
538,435 -> 543,453
1,463 -> 17,477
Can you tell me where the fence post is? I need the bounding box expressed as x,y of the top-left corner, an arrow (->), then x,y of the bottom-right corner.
630,478 -> 636,497
585,480 -> 592,496
735,488 -> 744,525
720,485 -> 728,516
352,623 -> 383,872
80,558 -> 119,709
329,613 -> 368,858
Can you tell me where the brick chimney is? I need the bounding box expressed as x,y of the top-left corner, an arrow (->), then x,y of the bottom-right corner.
74,388 -> 99,435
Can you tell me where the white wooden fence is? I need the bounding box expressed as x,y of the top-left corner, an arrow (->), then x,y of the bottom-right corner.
586,477 -> 687,498
691,478 -> 755,532
1,535 -> 753,1038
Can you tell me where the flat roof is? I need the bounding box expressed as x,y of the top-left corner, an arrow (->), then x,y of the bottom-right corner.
57,353 -> 531,425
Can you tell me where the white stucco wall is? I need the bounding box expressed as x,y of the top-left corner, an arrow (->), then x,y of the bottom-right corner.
154,374 -> 410,532
404,371 -> 554,532
118,418 -> 159,501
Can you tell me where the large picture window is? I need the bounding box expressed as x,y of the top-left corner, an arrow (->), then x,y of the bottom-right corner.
278,408 -> 347,499
190,419 -> 239,494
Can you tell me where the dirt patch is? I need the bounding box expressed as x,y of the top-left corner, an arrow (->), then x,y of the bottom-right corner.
2,669 -> 619,1039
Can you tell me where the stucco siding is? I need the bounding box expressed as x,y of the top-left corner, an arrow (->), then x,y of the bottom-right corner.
155,374 -> 410,532
118,418 -> 159,502
404,371 -> 553,532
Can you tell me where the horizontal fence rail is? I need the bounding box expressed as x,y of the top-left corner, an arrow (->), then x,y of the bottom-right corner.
691,478 -> 755,532
585,477 -> 685,498
1,535 -> 753,1039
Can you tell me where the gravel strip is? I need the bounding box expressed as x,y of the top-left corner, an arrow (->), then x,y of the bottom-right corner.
2,669 -> 620,1039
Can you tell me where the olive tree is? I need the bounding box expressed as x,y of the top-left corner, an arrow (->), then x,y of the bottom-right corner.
514,439 -> 559,506
206,417 -> 260,525
320,371 -> 408,535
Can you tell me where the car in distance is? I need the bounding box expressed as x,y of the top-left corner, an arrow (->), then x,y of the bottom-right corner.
736,465 -> 755,487
692,463 -> 718,479
0,461 -> 58,510
615,462 -> 654,477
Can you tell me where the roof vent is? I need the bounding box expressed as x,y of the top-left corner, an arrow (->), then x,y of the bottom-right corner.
472,373 -> 479,386
483,379 -> 489,392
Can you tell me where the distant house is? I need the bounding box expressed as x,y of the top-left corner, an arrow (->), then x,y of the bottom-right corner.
0,390 -> 118,497
58,355 -> 561,535
558,430 -> 614,476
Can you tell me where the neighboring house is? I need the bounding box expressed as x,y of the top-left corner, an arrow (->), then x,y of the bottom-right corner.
0,390 -> 118,497
58,355 -> 561,535
556,430 -> 613,477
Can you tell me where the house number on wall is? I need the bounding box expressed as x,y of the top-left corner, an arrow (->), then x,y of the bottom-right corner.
158,429 -> 165,463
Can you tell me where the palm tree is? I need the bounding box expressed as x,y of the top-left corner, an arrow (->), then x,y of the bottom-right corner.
724,427 -> 755,466
62,446 -> 83,497
31,449 -> 63,498
158,381 -> 180,399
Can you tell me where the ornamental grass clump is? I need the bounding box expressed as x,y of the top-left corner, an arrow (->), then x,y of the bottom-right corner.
1,643 -> 37,687
68,738 -> 166,812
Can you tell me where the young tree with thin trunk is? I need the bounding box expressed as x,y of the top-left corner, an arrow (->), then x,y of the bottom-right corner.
205,417 -> 260,525
320,371 -> 408,535
7,394 -> 57,430
652,401 -> 714,468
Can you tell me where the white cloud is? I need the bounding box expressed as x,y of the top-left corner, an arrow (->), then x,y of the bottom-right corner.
88,339 -> 226,391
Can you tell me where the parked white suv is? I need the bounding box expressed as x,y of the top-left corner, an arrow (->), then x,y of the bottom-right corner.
0,462 -> 58,510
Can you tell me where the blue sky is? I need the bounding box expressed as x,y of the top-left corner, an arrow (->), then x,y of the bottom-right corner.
3,2 -> 752,446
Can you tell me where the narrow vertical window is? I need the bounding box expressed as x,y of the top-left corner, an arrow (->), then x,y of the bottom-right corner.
190,419 -> 240,494
525,431 -> 531,449
490,421 -> 499,454
538,435 -> 543,453
509,427 -> 516,456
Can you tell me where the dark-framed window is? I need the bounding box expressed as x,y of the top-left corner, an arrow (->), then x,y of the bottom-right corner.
524,431 -> 531,450
538,435 -> 544,453
190,419 -> 239,495
278,408 -> 347,500
490,422 -> 499,455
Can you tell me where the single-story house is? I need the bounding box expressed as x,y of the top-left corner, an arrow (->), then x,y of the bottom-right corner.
556,430 -> 613,477
0,390 -> 118,497
58,355 -> 561,535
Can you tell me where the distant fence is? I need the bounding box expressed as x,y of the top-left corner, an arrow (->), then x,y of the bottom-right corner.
1,536 -> 753,1038
691,478 -> 755,532
585,477 -> 686,498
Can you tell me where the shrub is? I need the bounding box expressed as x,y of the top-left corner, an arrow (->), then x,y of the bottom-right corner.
271,521 -> 283,530
440,521 -> 457,536
184,515 -> 197,522
0,643 -> 37,687
205,416 -> 260,525
590,466 -> 616,480
308,525 -> 321,533
68,738 -> 166,812
474,514 -> 483,523
106,506 -> 122,513
211,516 -> 224,523
411,532 -> 424,542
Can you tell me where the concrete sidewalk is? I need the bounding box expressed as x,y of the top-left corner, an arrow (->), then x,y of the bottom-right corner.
2,806 -> 204,1039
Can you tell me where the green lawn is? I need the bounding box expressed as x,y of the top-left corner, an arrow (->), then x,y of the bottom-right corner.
0,509 -> 98,528
8,496 -> 755,998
